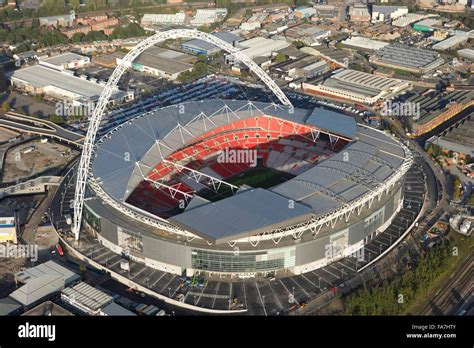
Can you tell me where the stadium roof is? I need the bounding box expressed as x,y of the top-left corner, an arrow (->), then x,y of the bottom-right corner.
91,100 -> 408,243
306,107 -> 357,138
169,188 -> 313,243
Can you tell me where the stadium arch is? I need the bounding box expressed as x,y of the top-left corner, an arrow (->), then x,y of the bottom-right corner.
72,29 -> 293,239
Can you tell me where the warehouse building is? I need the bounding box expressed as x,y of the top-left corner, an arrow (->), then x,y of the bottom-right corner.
432,35 -> 469,51
302,69 -> 410,105
392,13 -> 429,27
349,4 -> 371,22
225,37 -> 289,65
8,65 -> 133,106
413,18 -> 443,32
39,52 -> 90,71
181,32 -> 242,55
61,282 -> 114,315
285,24 -> 331,46
117,46 -> 194,80
458,48 -> 474,61
371,5 -> 408,22
342,36 -> 390,51
9,261 -> 80,308
39,13 -> 75,27
370,44 -> 444,74
141,12 -> 186,27
190,8 -> 228,26
294,6 -> 317,19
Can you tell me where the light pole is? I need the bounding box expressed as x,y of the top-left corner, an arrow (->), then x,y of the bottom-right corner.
168,287 -> 171,298
318,277 -> 321,289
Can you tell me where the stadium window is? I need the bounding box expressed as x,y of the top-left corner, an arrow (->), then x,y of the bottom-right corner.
244,135 -> 249,139
278,135 -> 282,140
266,134 -> 271,139
234,136 -> 238,140
255,134 -> 260,138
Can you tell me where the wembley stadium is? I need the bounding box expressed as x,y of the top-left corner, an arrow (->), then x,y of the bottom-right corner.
56,99 -> 413,280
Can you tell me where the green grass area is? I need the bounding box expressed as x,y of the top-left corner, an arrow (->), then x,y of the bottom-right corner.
342,231 -> 473,315
198,167 -> 293,202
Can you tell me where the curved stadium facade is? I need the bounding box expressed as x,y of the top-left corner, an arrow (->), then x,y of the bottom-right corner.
80,100 -> 412,277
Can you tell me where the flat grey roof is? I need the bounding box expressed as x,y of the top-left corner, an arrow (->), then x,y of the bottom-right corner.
306,107 -> 357,138
374,44 -> 442,69
41,52 -> 88,67
182,32 -> 241,52
101,302 -> 136,316
8,65 -> 128,101
62,282 -> 113,311
10,261 -> 79,306
0,297 -> 21,315
169,188 -> 313,243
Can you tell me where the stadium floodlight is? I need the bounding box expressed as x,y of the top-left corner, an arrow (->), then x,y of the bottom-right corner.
72,29 -> 293,240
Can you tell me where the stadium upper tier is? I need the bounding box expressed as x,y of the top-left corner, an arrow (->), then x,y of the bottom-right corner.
90,100 -> 412,244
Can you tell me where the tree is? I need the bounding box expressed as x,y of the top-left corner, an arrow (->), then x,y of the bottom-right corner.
275,52 -> 286,63
1,101 -> 10,113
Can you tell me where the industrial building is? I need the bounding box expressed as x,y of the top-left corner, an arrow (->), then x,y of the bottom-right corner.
302,69 -> 410,105
284,24 -> 331,46
294,6 -> 317,19
301,45 -> 352,68
117,46 -> 194,80
313,4 -> 339,20
426,115 -> 474,158
432,35 -> 469,51
61,282 -> 113,315
403,90 -> 474,136
371,5 -> 408,22
39,13 -> 75,27
269,55 -> 328,80
9,261 -> 80,308
342,36 -> 390,51
141,12 -> 186,27
39,52 -> 91,71
181,32 -> 242,56
413,18 -> 443,32
458,48 -> 474,61
190,8 -> 228,26
392,13 -> 429,27
0,297 -> 22,316
225,37 -> 289,65
0,216 -> 17,244
370,44 -> 445,74
349,4 -> 371,22
8,64 -> 133,106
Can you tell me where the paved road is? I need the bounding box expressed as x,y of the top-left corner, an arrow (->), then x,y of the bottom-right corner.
0,112 -> 83,145
22,186 -> 58,244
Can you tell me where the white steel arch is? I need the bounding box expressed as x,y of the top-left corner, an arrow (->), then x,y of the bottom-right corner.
73,29 -> 293,239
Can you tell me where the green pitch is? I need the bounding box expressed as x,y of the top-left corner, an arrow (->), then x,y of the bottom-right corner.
198,167 -> 294,202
